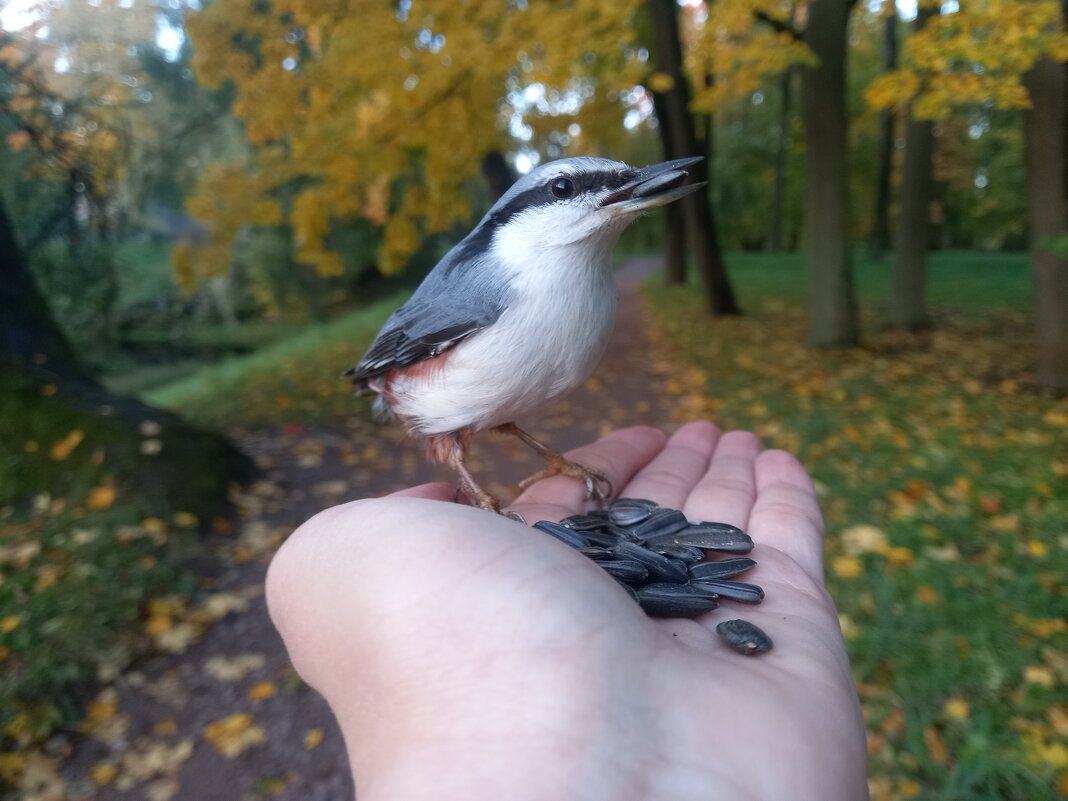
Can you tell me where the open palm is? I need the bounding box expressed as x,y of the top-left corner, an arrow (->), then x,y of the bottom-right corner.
267,422 -> 869,800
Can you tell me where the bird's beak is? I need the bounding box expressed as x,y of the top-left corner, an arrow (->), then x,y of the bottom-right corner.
599,157 -> 705,214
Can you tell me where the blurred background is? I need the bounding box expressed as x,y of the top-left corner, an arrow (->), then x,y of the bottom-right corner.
0,1 -> 1065,799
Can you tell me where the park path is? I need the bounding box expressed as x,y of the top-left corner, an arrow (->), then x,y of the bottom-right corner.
60,258 -> 685,801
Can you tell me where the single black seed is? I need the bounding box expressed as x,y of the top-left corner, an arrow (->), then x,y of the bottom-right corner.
609,497 -> 659,511
652,544 -> 705,565
582,528 -> 627,548
577,546 -> 614,560
533,520 -> 589,549
688,557 -> 757,581
637,583 -> 720,617
561,512 -> 611,531
633,509 -> 689,540
668,525 -> 754,553
716,619 -> 773,655
598,560 -> 650,585
613,541 -> 689,583
608,506 -> 654,527
691,579 -> 765,604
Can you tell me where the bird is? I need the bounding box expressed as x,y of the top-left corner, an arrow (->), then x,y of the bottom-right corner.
344,156 -> 704,513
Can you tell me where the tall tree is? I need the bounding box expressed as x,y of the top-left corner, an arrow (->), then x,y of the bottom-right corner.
647,0 -> 739,314
802,0 -> 859,346
767,66 -> 793,252
890,7 -> 937,331
866,0 -> 1068,389
1024,50 -> 1068,392
869,12 -> 898,256
650,88 -> 687,284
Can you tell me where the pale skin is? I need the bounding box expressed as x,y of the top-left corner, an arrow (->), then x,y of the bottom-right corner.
267,422 -> 870,800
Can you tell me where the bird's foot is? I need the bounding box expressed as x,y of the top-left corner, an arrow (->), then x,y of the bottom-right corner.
517,454 -> 613,504
454,480 -> 503,514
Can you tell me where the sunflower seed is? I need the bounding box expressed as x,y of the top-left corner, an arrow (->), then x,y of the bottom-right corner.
608,499 -> 658,527
582,527 -> 628,547
613,541 -> 690,583
577,546 -> 614,560
561,512 -> 611,531
716,619 -> 773,655
669,524 -> 754,553
688,557 -> 757,581
651,543 -> 705,565
633,509 -> 689,540
598,560 -> 650,585
637,582 -> 720,617
692,579 -> 765,604
533,520 -> 589,549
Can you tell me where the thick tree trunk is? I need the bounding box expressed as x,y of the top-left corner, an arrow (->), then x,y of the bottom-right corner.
651,89 -> 687,284
481,151 -> 515,202
648,0 -> 741,315
0,193 -> 87,379
768,67 -> 793,252
889,9 -> 935,331
869,14 -> 898,257
890,113 -> 934,330
1024,56 -> 1068,394
802,0 -> 857,346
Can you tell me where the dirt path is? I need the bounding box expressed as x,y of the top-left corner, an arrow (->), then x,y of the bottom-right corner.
60,258 -> 682,801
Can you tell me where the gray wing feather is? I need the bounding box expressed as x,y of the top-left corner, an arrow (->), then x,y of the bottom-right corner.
344,245 -> 509,383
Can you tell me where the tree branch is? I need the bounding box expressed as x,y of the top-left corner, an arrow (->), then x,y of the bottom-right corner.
754,10 -> 801,40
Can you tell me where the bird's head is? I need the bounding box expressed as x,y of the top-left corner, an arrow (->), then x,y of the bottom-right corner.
481,156 -> 704,252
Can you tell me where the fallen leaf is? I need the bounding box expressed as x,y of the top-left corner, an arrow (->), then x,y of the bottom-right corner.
0,615 -> 20,633
86,483 -> 116,511
205,654 -> 265,682
304,728 -> 324,749
49,430 -> 84,461
841,525 -> 889,556
944,698 -> 970,721
203,713 -> 266,758
832,555 -> 863,579
247,681 -> 276,701
90,762 -> 118,785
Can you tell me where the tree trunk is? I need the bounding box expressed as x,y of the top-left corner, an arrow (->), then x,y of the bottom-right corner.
869,13 -> 898,257
0,193 -> 87,379
768,67 -> 793,252
648,0 -> 741,315
1024,56 -> 1068,394
481,151 -> 515,202
890,113 -> 934,330
651,88 -> 687,284
802,0 -> 857,346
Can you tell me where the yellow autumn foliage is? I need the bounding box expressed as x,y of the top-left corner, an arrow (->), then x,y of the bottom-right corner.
865,0 -> 1068,117
182,0 -> 647,283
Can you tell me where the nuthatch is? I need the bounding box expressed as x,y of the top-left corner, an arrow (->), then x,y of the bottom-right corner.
345,156 -> 704,512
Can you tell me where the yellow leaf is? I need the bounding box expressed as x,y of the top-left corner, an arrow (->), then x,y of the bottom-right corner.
944,698 -> 970,721
916,586 -> 940,605
203,713 -> 266,758
832,555 -> 863,579
1024,665 -> 1055,688
90,762 -> 118,785
841,525 -> 888,556
50,430 -> 84,461
1026,540 -> 1048,558
304,728 -> 324,749
247,681 -> 277,701
205,654 -> 265,682
86,483 -> 115,511
0,752 -> 25,782
173,512 -> 199,528
886,546 -> 914,567
0,615 -> 20,633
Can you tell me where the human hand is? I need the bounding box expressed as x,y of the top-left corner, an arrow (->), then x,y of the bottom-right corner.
266,422 -> 869,800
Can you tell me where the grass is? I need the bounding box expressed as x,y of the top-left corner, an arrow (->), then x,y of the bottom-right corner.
0,366 -> 234,747
145,291 -> 407,427
643,252 -> 1066,800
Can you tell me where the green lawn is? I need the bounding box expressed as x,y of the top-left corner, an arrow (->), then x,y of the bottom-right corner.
644,253 -> 1066,801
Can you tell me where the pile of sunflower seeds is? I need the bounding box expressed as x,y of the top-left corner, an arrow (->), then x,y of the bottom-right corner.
534,497 -> 773,655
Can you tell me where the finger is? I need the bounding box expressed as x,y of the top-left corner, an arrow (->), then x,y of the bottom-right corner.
618,421 -> 720,510
390,482 -> 455,501
507,426 -> 667,524
682,430 -> 763,529
748,449 -> 826,584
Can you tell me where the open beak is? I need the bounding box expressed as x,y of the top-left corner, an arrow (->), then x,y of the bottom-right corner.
600,156 -> 705,214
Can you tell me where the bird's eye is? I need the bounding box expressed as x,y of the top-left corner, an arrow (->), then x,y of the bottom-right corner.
550,176 -> 575,199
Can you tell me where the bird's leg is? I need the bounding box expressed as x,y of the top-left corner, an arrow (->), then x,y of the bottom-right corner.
444,437 -> 503,514
496,423 -> 613,504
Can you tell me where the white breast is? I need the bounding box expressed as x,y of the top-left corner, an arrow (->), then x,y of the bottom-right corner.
387,227 -> 619,435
